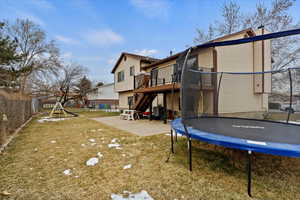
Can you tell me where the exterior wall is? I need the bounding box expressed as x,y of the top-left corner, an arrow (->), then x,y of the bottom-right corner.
198,48 -> 214,69
87,84 -> 119,101
114,55 -> 142,92
215,30 -> 271,114
166,92 -> 180,111
119,91 -> 134,110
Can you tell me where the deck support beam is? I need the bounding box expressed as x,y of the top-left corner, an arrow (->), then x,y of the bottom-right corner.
149,103 -> 152,121
163,92 -> 167,124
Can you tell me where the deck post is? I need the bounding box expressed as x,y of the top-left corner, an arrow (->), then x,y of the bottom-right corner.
149,102 -> 152,121
163,92 -> 167,124
247,150 -> 252,197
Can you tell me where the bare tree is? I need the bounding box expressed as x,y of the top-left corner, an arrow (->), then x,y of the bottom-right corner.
74,76 -> 92,105
57,63 -> 87,106
194,0 -> 300,70
194,25 -> 215,44
194,1 -> 241,43
243,0 -> 300,70
3,19 -> 61,93
217,1 -> 242,35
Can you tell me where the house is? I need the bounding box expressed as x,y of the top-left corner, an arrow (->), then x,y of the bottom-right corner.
112,28 -> 271,120
111,53 -> 159,110
86,83 -> 119,109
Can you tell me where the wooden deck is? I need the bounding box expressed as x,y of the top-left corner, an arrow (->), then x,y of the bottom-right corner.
133,83 -> 214,93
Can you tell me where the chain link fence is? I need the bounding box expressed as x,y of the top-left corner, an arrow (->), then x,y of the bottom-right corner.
0,89 -> 40,147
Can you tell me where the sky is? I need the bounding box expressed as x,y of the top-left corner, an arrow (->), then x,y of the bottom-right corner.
1,0 -> 300,83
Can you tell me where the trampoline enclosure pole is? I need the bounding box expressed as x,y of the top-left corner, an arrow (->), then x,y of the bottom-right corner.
247,150 -> 252,197
188,137 -> 192,171
287,68 -> 293,123
183,124 -> 192,171
171,129 -> 174,154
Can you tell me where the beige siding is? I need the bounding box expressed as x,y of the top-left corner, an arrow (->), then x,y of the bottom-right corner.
118,91 -> 134,110
215,30 -> 271,114
114,55 -> 141,92
166,92 -> 180,111
198,48 -> 214,69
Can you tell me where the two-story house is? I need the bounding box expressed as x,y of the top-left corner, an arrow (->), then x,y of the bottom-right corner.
112,28 -> 271,121
111,53 -> 159,110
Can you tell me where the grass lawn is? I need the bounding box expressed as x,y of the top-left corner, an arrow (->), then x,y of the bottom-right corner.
43,108 -> 120,118
1,112 -> 300,199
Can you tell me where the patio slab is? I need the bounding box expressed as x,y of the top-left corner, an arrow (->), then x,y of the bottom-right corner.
91,116 -> 170,136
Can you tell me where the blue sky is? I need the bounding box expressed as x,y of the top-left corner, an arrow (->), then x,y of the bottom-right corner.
1,0 -> 300,83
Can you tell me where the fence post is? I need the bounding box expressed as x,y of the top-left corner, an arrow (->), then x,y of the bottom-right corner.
0,114 -> 8,146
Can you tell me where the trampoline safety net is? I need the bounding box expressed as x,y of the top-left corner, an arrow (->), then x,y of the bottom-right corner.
179,50 -> 300,127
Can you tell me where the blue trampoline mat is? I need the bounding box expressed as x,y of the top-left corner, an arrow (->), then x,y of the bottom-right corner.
171,117 -> 300,157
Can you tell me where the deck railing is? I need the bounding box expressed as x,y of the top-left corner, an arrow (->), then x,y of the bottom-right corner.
133,66 -> 214,90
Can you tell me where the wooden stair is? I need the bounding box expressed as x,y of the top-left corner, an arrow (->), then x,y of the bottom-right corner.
132,93 -> 156,112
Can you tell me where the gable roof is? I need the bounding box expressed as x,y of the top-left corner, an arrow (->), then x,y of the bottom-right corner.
142,28 -> 256,70
111,52 -> 159,73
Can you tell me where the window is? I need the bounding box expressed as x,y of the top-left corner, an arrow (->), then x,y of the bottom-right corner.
130,66 -> 135,76
117,71 -> 125,82
124,56 -> 127,61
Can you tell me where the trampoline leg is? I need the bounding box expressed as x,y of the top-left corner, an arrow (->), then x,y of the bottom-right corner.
175,132 -> 178,142
171,129 -> 174,154
247,150 -> 252,197
188,137 -> 192,171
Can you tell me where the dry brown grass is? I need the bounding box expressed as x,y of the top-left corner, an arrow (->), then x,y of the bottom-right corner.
1,113 -> 300,200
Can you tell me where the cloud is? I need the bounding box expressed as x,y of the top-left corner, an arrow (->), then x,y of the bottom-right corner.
55,35 -> 80,45
134,49 -> 158,56
130,0 -> 170,19
29,0 -> 55,9
83,29 -> 124,46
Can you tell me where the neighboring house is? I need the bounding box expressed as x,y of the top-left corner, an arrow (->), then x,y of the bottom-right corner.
112,28 -> 271,120
86,83 -> 119,109
111,52 -> 159,110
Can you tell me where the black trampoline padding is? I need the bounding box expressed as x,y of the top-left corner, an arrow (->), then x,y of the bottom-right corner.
188,117 -> 300,145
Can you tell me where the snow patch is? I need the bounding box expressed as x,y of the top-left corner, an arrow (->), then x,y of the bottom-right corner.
108,143 -> 121,148
111,138 -> 118,143
38,117 -> 68,123
89,138 -> 96,142
63,169 -> 72,175
165,133 -> 184,137
123,164 -> 132,169
111,190 -> 153,200
97,152 -> 103,158
86,157 -> 99,166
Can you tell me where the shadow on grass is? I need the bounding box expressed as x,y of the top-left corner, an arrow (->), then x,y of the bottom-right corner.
170,138 -> 242,176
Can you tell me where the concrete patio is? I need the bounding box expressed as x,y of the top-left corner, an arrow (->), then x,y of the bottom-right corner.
92,116 -> 170,136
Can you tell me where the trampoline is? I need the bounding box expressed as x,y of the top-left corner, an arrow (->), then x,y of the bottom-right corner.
172,117 -> 300,157
168,28 -> 300,197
